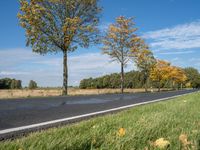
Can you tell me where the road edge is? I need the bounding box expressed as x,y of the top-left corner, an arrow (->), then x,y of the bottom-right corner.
0,90 -> 198,141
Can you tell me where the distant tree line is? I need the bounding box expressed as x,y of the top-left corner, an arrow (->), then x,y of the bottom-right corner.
79,67 -> 200,90
0,78 -> 22,89
80,71 -> 146,89
0,78 -> 38,90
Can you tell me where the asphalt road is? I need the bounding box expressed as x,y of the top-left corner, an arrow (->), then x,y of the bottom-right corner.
0,89 -> 197,140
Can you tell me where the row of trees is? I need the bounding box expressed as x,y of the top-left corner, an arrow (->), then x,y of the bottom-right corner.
18,0 -> 198,94
79,67 -> 200,90
0,78 -> 38,89
80,71 -> 147,89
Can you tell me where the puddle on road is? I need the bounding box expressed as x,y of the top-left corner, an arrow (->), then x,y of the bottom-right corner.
0,99 -> 111,111
0,95 -> 138,111
64,98 -> 112,105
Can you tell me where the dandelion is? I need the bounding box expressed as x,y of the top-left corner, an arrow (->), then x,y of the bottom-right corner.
154,138 -> 170,149
118,128 -> 126,137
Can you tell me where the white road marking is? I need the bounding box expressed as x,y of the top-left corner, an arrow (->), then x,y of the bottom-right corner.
0,91 -> 196,135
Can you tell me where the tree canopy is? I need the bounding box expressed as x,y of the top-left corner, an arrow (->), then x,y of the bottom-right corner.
29,80 -> 38,89
102,16 -> 142,93
0,78 -> 22,89
18,0 -> 101,95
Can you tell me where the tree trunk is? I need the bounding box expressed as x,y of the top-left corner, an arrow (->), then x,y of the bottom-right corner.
120,62 -> 124,94
158,82 -> 161,92
144,78 -> 148,92
63,51 -> 68,95
172,81 -> 175,90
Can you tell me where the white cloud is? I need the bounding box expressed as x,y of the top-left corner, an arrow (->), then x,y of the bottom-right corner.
0,49 -> 33,67
0,71 -> 30,75
158,50 -> 194,55
2,21 -> 200,87
144,20 -> 200,50
0,49 -> 135,87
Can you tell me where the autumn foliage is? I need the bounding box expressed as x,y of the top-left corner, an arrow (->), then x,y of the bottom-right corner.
18,0 -> 101,95
150,59 -> 187,91
102,16 -> 142,93
18,1 -> 192,92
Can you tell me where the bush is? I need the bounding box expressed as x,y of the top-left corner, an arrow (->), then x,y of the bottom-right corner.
29,80 -> 38,89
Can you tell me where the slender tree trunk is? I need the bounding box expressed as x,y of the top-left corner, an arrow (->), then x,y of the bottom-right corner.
144,78 -> 148,92
121,62 -> 124,94
172,81 -> 175,90
63,50 -> 68,95
158,82 -> 161,92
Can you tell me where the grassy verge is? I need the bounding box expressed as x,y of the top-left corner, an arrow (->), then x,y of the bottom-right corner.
0,88 -> 172,99
0,92 -> 200,149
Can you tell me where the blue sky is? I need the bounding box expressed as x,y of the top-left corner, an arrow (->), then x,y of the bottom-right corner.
0,0 -> 200,87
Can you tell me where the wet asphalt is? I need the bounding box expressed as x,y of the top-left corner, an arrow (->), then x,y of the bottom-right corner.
0,89 -> 197,131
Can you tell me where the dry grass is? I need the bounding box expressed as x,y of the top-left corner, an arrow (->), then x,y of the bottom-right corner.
0,88 -> 167,99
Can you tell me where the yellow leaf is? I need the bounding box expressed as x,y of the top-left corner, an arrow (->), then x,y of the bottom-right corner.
179,134 -> 191,146
118,128 -> 126,137
154,138 -> 170,149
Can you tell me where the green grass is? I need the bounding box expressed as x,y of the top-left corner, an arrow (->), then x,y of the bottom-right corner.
1,92 -> 200,150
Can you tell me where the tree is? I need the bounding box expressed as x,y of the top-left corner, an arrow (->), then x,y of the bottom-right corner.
102,16 -> 142,93
0,78 -> 22,89
184,67 -> 200,88
29,80 -> 38,89
134,44 -> 155,92
16,80 -> 22,89
150,59 -> 171,92
11,80 -> 22,89
10,80 -> 16,89
169,66 -> 187,89
18,0 -> 101,95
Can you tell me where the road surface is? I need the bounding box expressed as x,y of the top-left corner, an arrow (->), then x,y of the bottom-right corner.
0,89 -> 197,140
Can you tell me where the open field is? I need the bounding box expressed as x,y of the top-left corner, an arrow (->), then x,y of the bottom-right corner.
0,92 -> 199,149
0,88 -> 169,99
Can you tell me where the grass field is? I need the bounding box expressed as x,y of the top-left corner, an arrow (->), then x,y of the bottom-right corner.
0,92 -> 200,149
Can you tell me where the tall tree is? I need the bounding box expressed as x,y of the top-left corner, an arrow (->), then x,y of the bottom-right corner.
10,80 -> 16,89
18,0 -> 101,95
102,16 -> 142,93
150,59 -> 171,92
133,43 -> 155,92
